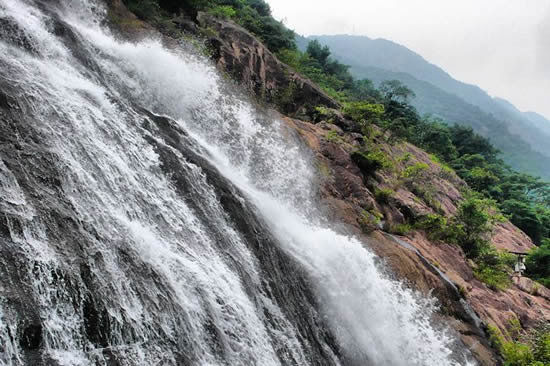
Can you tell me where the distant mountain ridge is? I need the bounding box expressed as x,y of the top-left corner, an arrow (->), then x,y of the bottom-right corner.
299,34 -> 550,179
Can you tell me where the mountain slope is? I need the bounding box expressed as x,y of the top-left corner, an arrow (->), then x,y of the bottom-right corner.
301,35 -> 550,179
347,64 -> 550,178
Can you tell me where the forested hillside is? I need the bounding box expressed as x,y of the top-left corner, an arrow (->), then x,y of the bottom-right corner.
303,34 -> 550,180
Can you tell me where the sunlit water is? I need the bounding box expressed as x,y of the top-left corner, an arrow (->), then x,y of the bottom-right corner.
0,0 -> 475,365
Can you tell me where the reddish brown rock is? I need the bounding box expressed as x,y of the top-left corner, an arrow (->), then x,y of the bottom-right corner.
196,13 -> 340,116
492,221 -> 534,254
280,114 -> 550,366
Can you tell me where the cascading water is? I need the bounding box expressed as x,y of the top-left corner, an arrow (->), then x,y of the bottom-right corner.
0,0 -> 475,365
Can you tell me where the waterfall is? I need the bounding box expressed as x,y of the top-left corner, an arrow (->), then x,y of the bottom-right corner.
0,0 -> 475,365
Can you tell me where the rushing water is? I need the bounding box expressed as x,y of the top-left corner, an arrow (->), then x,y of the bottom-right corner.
0,0 -> 475,365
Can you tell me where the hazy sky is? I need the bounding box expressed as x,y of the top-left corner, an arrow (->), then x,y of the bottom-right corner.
267,0 -> 550,120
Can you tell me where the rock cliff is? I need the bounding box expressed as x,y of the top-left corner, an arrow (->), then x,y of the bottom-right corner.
197,13 -> 340,116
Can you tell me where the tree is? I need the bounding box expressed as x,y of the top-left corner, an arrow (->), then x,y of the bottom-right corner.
306,40 -> 331,68
349,79 -> 381,102
500,200 -> 546,245
247,0 -> 271,16
412,118 -> 457,161
451,196 -> 492,258
342,102 -> 384,123
449,125 -> 499,162
525,239 -> 550,287
379,80 -> 416,102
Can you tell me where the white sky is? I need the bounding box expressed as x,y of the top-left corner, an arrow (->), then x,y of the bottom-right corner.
267,0 -> 550,120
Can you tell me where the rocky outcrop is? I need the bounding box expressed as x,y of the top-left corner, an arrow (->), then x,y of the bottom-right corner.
282,116 -> 550,366
196,13 -> 340,116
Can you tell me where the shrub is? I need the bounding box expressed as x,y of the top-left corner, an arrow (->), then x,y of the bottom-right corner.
388,223 -> 412,236
450,195 -> 492,258
401,162 -> 430,180
359,210 -> 381,234
415,213 -> 448,241
275,48 -> 301,69
342,102 -> 384,123
398,152 -> 412,163
501,341 -> 535,366
487,325 -> 505,351
407,183 -> 441,212
314,105 -> 330,117
208,5 -> 236,19
274,81 -> 297,111
532,325 -> 550,364
312,106 -> 341,124
374,188 -> 394,204
439,163 -> 456,180
486,323 -> 550,366
474,265 -> 511,291
466,166 -> 500,193
325,130 -> 340,142
351,150 -> 393,176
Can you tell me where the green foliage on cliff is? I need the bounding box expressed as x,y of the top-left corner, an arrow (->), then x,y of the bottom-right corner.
413,197 -> 513,290
451,195 -> 493,258
207,5 -> 236,19
206,2 -> 550,287
342,102 -> 384,123
351,150 -> 393,176
123,0 -> 295,52
488,323 -> 550,366
525,240 -> 550,288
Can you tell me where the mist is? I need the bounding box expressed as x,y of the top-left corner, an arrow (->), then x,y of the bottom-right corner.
267,0 -> 550,120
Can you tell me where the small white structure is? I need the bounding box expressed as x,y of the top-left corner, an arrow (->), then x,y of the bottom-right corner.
511,252 -> 527,276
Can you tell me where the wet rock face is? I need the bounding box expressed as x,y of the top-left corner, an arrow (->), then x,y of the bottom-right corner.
140,111 -> 345,365
0,17 -> 38,54
0,80 -> 344,364
196,13 -> 339,116
19,323 -> 42,350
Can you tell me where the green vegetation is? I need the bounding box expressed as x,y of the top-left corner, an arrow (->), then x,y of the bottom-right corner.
351,150 -> 393,176
415,213 -> 448,242
324,130 -> 341,143
207,5 -> 236,19
308,35 -> 550,180
401,162 -> 429,180
412,197 -> 514,290
388,223 -> 412,236
342,102 -> 384,123
488,322 -> 550,366
474,264 -> 512,291
525,239 -> 550,288
450,195 -> 493,258
122,0 -> 295,52
374,188 -> 394,204
359,210 -> 381,234
450,197 -> 513,290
